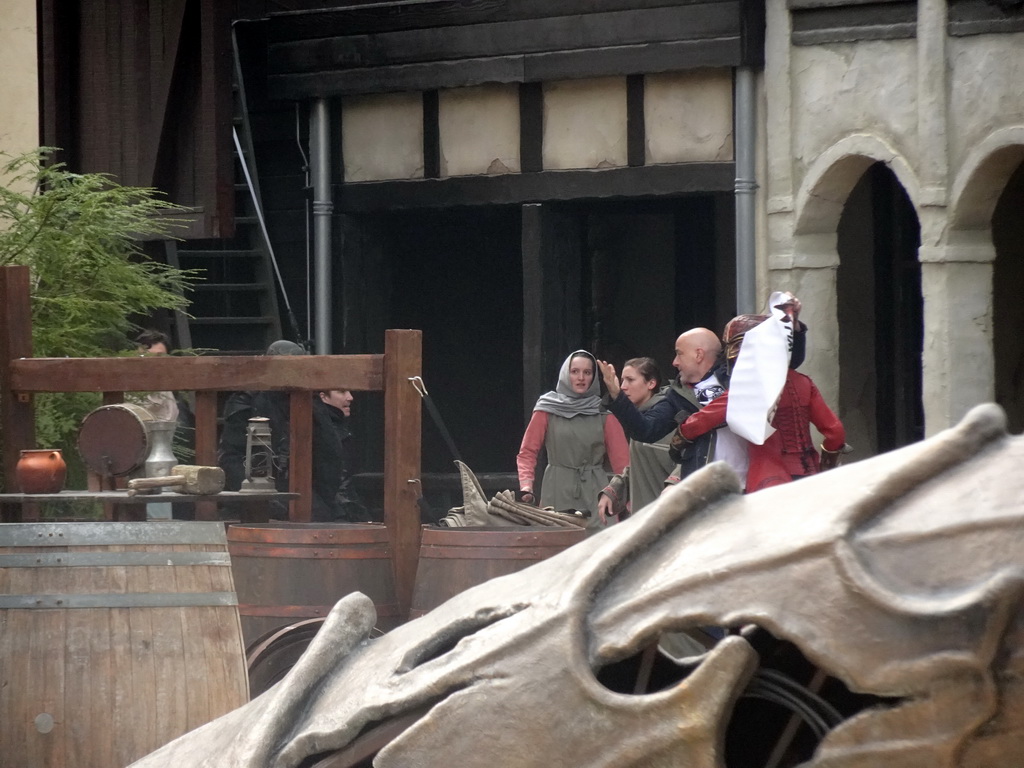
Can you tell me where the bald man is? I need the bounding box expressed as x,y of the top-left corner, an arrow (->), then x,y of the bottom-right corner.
598,328 -> 748,485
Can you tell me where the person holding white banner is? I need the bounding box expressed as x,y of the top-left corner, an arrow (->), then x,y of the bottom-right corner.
670,313 -> 846,492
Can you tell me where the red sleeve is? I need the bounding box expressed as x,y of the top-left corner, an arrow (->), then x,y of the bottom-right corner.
679,392 -> 729,440
516,411 -> 549,491
808,382 -> 845,451
603,414 -> 630,474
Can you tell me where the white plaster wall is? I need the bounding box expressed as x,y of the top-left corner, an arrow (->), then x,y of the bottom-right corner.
789,41 -> 918,182
542,78 -> 627,170
439,84 -> 520,176
645,70 -> 733,164
342,92 -> 424,182
947,34 -> 1024,179
0,0 -> 38,170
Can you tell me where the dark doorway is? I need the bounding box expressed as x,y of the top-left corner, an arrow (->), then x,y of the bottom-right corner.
993,161 -> 1024,434
836,162 -> 924,455
342,206 -> 524,475
580,195 -> 736,386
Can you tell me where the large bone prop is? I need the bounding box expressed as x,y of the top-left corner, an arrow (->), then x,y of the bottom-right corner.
132,404 -> 1024,768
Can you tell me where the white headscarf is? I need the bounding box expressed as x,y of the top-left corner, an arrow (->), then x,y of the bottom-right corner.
533,350 -> 602,419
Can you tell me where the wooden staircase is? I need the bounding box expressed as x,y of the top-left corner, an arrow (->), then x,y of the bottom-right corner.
167,41 -> 286,355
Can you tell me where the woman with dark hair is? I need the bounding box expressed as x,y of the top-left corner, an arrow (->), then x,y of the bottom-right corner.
517,350 -> 629,532
597,357 -> 678,521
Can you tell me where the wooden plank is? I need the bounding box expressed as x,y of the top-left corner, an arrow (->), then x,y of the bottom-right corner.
268,5 -> 740,73
269,38 -> 739,98
1,266 -> 35,499
383,329 -> 422,621
199,0 -> 235,238
519,82 -> 543,173
140,0 -> 188,186
627,74 -> 645,168
194,390 -> 219,521
288,391 -> 313,522
38,0 -> 73,161
267,0 -> 720,40
10,354 -> 385,394
338,162 -> 736,212
422,90 -> 440,180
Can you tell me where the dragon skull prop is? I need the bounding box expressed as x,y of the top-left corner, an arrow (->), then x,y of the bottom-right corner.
134,403 -> 1024,767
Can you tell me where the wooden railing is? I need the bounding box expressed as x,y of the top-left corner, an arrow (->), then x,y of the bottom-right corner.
0,265 -> 424,616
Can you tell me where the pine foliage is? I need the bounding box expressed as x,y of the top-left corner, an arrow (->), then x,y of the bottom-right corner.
0,149 -> 198,485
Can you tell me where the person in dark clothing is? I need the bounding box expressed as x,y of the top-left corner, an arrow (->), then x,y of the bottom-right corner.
217,340 -> 306,492
311,389 -> 368,522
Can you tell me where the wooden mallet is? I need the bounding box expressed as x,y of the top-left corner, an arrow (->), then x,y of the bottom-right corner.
127,465 -> 226,496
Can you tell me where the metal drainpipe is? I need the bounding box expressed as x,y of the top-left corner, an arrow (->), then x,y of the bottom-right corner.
310,98 -> 333,354
734,66 -> 758,315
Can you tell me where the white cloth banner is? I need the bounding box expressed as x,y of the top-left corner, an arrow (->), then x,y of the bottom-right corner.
725,292 -> 795,445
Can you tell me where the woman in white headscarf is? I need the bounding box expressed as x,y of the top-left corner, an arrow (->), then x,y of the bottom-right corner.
516,350 -> 629,531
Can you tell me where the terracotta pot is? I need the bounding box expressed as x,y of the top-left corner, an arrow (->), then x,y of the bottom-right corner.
16,449 -> 67,494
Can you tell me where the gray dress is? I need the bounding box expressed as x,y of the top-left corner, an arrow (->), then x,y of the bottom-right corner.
539,412 -> 610,530
627,393 -> 678,514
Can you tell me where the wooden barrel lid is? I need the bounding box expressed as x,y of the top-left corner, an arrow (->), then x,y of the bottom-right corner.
77,403 -> 154,476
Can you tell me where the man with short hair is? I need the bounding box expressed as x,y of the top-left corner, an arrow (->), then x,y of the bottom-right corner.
312,389 -> 367,522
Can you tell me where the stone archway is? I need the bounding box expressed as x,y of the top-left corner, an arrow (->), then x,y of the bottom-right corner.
992,162 -> 1024,432
948,131 -> 1024,433
784,136 -> 922,457
835,163 -> 923,455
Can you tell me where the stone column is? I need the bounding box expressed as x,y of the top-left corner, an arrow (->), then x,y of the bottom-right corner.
919,230 -> 995,435
770,233 -> 841,406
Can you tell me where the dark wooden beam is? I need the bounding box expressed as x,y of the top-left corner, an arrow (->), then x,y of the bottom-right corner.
37,0 -> 76,163
423,90 -> 440,179
338,162 -> 736,211
268,0 -> 736,40
10,355 -> 384,394
627,74 -> 645,168
382,329 -> 422,621
268,4 -> 740,73
1,267 -> 35,498
519,82 -> 543,174
199,0 -> 235,238
269,39 -> 742,99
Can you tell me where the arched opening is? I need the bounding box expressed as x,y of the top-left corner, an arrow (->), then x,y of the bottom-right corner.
993,161 -> 1024,433
836,163 -> 923,455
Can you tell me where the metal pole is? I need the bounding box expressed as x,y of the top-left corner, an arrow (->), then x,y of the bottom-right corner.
734,67 -> 758,315
310,98 -> 333,354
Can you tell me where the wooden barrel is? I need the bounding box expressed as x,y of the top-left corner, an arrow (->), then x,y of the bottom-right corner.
0,521 -> 249,768
226,522 -> 400,646
409,525 -> 586,619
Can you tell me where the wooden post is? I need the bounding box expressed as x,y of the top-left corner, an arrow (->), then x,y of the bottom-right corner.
383,329 -> 422,621
1,267 -> 35,512
194,390 -> 219,520
288,391 -> 313,522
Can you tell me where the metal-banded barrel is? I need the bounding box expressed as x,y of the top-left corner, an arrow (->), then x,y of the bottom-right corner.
409,525 -> 587,619
0,522 -> 249,768
227,522 -> 400,647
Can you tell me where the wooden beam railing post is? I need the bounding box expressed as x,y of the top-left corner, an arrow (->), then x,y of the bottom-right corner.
288,391 -> 313,522
1,266 -> 35,503
194,391 -> 219,520
383,329 -> 422,621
